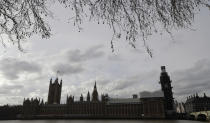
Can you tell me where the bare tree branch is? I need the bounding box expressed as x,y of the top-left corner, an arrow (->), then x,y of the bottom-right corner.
0,0 -> 209,56
0,0 -> 51,51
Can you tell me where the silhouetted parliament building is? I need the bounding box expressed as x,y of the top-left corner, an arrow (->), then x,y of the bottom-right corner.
0,66 -> 177,119
19,66 -> 176,119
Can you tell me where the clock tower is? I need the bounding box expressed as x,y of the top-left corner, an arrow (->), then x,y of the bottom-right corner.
159,66 -> 175,116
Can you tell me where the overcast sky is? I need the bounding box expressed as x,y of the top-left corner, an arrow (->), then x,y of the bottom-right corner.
0,3 -> 210,105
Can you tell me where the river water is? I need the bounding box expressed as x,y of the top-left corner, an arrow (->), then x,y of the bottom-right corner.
0,120 -> 203,123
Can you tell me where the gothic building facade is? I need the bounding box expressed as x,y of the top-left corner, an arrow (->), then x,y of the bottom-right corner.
47,78 -> 62,104
21,66 -> 174,119
159,66 -> 175,116
185,93 -> 210,113
92,81 -> 99,102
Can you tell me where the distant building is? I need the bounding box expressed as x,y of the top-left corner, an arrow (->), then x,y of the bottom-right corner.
21,66 -> 176,119
139,89 -> 165,118
23,98 -> 44,117
106,97 -> 143,118
92,81 -> 99,102
185,93 -> 210,113
47,78 -> 62,104
159,66 -> 175,116
0,105 -> 22,120
141,97 -> 165,119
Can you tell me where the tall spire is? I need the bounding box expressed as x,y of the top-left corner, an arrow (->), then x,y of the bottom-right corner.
94,81 -> 97,89
92,81 -> 99,102
80,94 -> 83,102
196,92 -> 198,97
55,77 -> 58,84
41,99 -> 44,105
204,93 -> 207,97
87,91 -> 90,102
66,94 -> 68,103
47,77 -> 62,104
159,66 -> 175,116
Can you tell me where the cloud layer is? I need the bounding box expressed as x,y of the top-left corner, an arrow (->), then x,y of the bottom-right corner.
53,63 -> 84,75
172,59 -> 210,100
0,58 -> 41,80
1,51 -> 210,105
66,45 -> 105,62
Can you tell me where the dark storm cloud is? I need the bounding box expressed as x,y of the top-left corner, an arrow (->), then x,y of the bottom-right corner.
173,59 -> 210,96
66,45 -> 105,62
52,63 -> 84,75
0,58 -> 42,80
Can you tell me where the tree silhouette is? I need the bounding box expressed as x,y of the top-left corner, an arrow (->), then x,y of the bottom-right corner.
0,0 -> 209,56
0,0 -> 51,51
